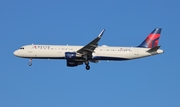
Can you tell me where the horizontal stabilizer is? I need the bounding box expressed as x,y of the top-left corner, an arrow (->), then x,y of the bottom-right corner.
147,46 -> 161,53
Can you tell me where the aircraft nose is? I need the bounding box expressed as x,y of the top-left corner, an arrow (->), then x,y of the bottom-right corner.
13,50 -> 19,56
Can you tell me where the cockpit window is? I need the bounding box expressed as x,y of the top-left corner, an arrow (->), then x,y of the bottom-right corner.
20,47 -> 24,49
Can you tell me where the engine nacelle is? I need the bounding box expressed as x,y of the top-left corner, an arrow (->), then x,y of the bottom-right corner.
66,61 -> 83,67
65,52 -> 76,59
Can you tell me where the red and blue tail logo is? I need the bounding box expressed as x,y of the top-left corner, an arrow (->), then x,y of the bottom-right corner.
138,28 -> 162,48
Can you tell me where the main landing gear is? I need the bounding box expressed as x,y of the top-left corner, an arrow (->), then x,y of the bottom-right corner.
86,65 -> 90,70
83,55 -> 90,70
28,58 -> 32,66
85,60 -> 90,70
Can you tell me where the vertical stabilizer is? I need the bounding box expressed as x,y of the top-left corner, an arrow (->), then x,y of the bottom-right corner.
138,28 -> 162,48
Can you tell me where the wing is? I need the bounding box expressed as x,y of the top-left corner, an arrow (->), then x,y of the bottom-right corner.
77,29 -> 105,56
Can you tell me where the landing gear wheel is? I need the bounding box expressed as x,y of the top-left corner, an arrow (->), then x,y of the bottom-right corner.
28,62 -> 32,66
86,65 -> 90,70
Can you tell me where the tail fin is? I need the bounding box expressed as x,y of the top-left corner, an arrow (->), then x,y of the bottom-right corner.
138,28 -> 162,48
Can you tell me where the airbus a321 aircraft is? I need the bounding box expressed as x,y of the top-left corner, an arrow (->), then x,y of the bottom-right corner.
14,28 -> 164,70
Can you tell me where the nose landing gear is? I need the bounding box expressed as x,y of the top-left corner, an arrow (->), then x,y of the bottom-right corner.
28,58 -> 32,66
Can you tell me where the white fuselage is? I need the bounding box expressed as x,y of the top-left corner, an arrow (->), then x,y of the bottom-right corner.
14,45 -> 164,61
13,28 -> 164,70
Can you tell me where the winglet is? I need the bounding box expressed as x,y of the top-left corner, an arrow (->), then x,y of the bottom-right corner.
147,46 -> 161,53
98,29 -> 105,38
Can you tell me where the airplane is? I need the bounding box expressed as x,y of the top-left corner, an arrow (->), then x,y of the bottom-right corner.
14,28 -> 164,70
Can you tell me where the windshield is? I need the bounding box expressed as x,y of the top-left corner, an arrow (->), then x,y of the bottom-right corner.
19,47 -> 24,49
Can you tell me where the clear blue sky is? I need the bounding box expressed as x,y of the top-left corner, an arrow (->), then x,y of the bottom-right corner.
1,0 -> 180,107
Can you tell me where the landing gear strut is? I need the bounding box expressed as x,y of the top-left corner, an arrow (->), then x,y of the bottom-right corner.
83,55 -> 90,70
28,58 -> 32,66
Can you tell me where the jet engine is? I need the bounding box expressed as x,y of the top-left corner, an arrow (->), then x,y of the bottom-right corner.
65,52 -> 76,59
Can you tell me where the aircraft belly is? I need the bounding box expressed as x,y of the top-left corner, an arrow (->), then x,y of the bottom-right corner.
93,52 -> 133,60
